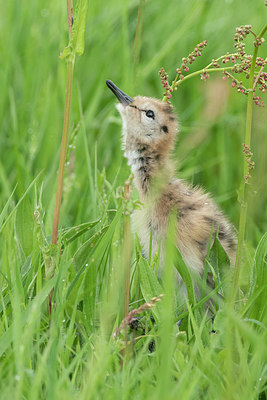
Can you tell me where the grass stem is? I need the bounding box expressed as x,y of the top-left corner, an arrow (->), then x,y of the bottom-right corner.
121,181 -> 131,365
133,0 -> 143,65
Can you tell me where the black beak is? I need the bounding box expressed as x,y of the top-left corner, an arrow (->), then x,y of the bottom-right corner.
106,80 -> 133,106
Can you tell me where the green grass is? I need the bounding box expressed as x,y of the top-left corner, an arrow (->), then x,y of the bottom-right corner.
0,0 -> 267,399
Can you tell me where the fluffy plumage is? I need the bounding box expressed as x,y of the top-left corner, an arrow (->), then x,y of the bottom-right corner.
107,81 -> 236,278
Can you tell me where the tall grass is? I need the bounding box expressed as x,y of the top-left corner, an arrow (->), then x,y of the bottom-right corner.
0,0 -> 266,399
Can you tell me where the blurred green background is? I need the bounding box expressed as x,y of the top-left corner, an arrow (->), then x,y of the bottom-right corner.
1,0 -> 266,247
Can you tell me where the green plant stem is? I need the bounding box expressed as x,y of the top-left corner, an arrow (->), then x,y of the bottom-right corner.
52,61 -> 74,244
123,212 -> 131,320
133,0 -> 143,64
177,66 -> 233,86
162,53 -> 242,101
232,24 -> 267,300
121,182 -> 131,365
163,66 -> 234,102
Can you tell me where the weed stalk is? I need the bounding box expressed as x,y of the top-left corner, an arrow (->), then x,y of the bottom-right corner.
52,61 -> 74,244
52,3 -> 74,245
159,24 -> 266,300
49,2 -> 74,320
232,24 -> 267,300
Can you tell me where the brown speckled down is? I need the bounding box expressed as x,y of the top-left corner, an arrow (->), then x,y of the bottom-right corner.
116,95 -> 236,278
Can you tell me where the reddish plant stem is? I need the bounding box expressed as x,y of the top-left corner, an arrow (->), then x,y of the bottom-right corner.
52,1 -> 74,245
52,62 -> 74,244
67,0 -> 73,39
49,2 -> 75,321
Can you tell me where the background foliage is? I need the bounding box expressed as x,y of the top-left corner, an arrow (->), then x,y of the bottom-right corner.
0,0 -> 266,399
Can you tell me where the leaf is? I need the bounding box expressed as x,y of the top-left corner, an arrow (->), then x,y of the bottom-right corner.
208,238 -> 230,278
73,226 -> 109,271
60,0 -> 89,60
0,171 -> 42,233
59,45 -> 72,61
83,254 -> 97,330
213,309 -> 225,333
81,207 -> 123,325
206,237 -> 230,295
176,281 -> 224,322
67,205 -> 123,298
62,218 -> 100,244
249,232 -> 267,295
0,276 -> 56,357
22,254 -> 33,275
138,256 -> 163,322
0,184 -> 17,230
247,232 -> 267,322
15,197 -> 34,257
87,205 -> 122,264
72,0 -> 89,56
66,226 -> 108,300
73,207 -> 122,272
174,248 -> 196,307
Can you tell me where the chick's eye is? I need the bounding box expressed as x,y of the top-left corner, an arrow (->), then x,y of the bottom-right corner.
145,110 -> 155,119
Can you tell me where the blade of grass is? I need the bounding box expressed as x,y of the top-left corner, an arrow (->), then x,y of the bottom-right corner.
0,172 -> 42,233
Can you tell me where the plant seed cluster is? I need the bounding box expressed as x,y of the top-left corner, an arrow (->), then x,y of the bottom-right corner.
159,25 -> 266,106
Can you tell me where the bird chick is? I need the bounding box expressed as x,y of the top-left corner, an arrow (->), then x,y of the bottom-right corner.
106,80 -> 236,278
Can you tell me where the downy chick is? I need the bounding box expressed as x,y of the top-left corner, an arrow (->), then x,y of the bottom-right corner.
106,80 -> 236,278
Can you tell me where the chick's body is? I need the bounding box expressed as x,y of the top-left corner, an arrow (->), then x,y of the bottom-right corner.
107,81 -> 236,277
